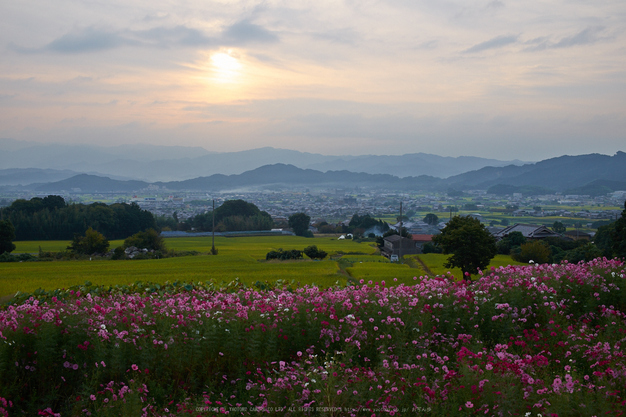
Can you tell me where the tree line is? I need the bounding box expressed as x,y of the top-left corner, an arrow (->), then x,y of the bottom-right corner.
158,200 -> 274,233
1,196 -> 156,241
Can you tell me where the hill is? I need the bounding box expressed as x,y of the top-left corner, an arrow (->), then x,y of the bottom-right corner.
4,151 -> 625,195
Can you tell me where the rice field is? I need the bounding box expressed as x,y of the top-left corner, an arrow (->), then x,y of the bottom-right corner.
2,235 -> 522,299
415,253 -> 527,280
1,236 -> 377,298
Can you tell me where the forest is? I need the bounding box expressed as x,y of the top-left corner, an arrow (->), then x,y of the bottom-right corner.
1,195 -> 156,240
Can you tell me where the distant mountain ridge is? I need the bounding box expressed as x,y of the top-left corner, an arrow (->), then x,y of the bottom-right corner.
9,152 -> 625,195
0,139 -> 525,182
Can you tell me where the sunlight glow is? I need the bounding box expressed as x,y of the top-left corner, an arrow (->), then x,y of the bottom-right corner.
210,51 -> 242,84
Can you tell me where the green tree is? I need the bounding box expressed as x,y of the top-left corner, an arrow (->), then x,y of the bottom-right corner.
124,229 -> 166,251
496,231 -> 526,255
594,222 -> 616,258
512,240 -> 552,264
552,221 -> 566,234
612,202 -> 626,258
0,220 -> 16,255
432,216 -> 497,279
564,242 -> 603,263
423,213 -> 439,226
303,245 -> 328,260
68,227 -> 110,255
289,213 -> 311,237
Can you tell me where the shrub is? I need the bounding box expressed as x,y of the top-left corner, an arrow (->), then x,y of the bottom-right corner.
512,240 -> 551,264
265,248 -> 303,260
68,227 -> 109,255
0,252 -> 37,262
123,228 -> 165,252
303,245 -> 328,260
111,246 -> 126,260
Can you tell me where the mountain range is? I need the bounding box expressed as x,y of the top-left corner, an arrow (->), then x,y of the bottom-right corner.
0,139 -> 524,182
0,139 -> 624,195
1,152 -> 623,196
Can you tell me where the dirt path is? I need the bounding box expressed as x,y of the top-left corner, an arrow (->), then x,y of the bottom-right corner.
411,255 -> 434,276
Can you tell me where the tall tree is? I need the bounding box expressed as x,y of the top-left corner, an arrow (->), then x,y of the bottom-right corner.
433,216 -> 497,279
612,201 -> 626,259
289,212 -> 311,237
423,213 -> 439,226
68,227 -> 110,255
594,222 -> 616,258
552,221 -> 566,234
0,220 -> 16,255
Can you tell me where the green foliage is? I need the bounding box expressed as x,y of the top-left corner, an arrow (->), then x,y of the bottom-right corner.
68,227 -> 110,255
564,242 -> 603,263
184,200 -> 274,232
348,213 -> 388,233
4,196 -> 156,240
594,222 -> 616,258
552,221 -> 566,234
432,215 -> 497,278
0,219 -> 16,255
512,240 -> 552,264
111,246 -> 126,260
423,213 -> 439,226
288,212 -> 311,237
421,242 -> 442,254
496,231 -> 526,255
303,245 -> 328,260
612,202 -> 626,258
123,228 -> 165,251
265,248 -> 303,261
0,252 -> 37,262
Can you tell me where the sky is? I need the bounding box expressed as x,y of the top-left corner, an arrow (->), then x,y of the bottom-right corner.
1,0 -> 625,160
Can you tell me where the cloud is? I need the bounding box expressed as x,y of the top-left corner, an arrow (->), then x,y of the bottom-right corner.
463,34 -> 518,53
11,20 -> 278,54
553,26 -> 605,48
131,26 -> 214,48
524,26 -> 606,51
486,1 -> 505,10
222,20 -> 279,45
41,27 -> 125,53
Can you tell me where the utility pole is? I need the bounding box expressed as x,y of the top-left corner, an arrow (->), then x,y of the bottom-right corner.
211,199 -> 216,254
399,201 -> 403,261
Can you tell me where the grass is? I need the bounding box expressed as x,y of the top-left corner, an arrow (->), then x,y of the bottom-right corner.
1,236 -> 378,298
346,262 -> 417,285
12,240 -> 125,253
0,254 -> 344,298
3,235 -> 522,299
413,253 -> 526,280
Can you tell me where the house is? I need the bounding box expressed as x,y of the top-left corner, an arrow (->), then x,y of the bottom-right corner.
564,230 -> 592,241
381,235 -> 419,259
411,234 -> 433,251
493,224 -> 562,241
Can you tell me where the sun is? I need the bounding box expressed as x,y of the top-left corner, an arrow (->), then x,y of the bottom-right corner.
210,51 -> 242,84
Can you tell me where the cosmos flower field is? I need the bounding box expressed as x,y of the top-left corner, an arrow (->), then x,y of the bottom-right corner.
1,258 -> 625,416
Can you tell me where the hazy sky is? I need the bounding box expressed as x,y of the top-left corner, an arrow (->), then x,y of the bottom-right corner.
1,0 -> 625,160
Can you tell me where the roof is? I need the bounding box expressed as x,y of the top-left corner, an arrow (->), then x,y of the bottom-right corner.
564,230 -> 591,237
411,234 -> 433,242
493,224 -> 561,239
383,234 -> 405,243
